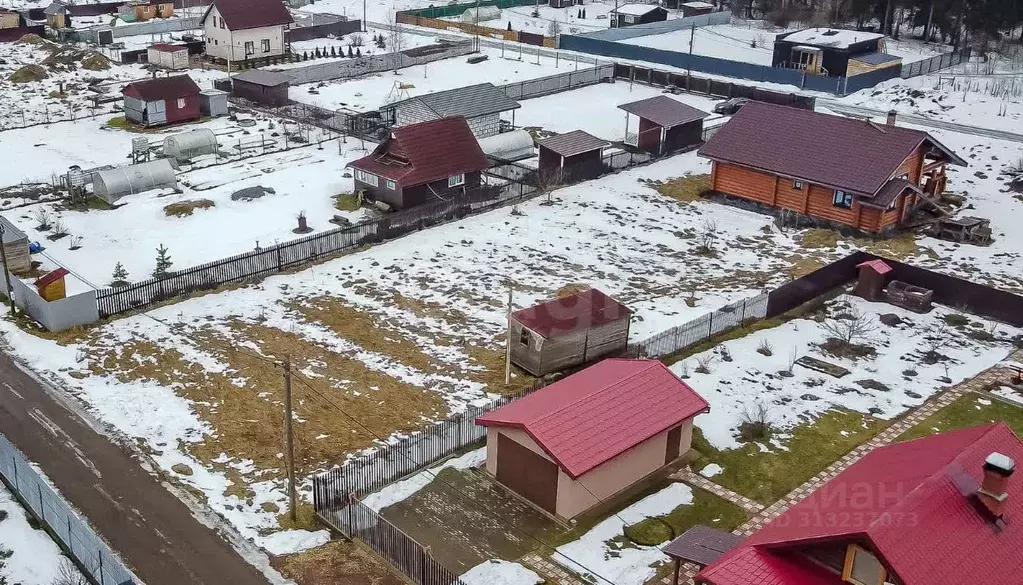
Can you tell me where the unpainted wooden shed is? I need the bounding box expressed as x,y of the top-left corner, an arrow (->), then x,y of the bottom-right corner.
0,215 -> 30,274
510,288 -> 632,376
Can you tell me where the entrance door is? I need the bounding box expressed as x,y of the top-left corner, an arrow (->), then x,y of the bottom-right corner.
496,433 -> 559,514
665,425 -> 682,464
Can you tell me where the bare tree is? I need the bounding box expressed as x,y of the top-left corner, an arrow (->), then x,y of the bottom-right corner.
52,558 -> 89,585
820,308 -> 878,344
535,168 -> 563,205
547,19 -> 562,37
738,401 -> 773,442
697,219 -> 718,254
388,11 -> 406,71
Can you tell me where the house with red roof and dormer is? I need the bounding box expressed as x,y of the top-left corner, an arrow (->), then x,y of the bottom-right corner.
685,422 -> 1023,585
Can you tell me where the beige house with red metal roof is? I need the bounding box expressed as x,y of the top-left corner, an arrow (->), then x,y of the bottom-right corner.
477,359 -> 709,519
698,102 -> 965,234
201,0 -> 293,62
510,288 -> 631,376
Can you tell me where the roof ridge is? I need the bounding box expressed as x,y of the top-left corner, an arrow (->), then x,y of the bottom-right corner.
526,360 -> 662,427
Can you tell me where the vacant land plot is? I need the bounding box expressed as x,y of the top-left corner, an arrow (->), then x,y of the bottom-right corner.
443,2 -> 617,37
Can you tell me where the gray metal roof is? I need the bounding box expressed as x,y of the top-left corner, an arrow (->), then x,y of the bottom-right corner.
232,69 -> 293,87
394,83 -> 521,119
0,216 -> 26,245
618,96 -> 708,128
851,51 -> 902,65
537,130 -> 609,157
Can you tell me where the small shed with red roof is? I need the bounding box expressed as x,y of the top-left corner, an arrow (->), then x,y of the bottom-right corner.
477,358 -> 709,518
35,267 -> 69,301
696,422 -> 1023,585
121,75 -> 201,126
509,287 -> 632,376
854,258 -> 892,301
347,116 -> 489,210
147,43 -> 189,70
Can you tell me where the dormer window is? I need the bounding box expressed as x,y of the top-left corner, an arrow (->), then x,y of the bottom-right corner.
842,545 -> 887,585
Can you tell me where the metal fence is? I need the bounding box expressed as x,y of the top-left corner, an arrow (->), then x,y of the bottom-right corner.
313,379 -> 546,507
901,48 -> 972,79
0,433 -> 135,585
615,63 -> 817,110
576,10 -> 730,42
96,181 -> 538,317
626,293 -> 769,358
499,63 -> 614,100
279,40 -> 474,85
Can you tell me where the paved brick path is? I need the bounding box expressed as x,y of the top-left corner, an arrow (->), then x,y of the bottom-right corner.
522,353 -> 1020,585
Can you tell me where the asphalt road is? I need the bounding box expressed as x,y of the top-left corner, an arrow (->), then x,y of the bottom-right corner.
0,351 -> 273,585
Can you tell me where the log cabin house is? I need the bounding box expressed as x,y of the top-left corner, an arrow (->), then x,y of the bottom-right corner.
697,102 -> 966,234
510,288 -> 631,376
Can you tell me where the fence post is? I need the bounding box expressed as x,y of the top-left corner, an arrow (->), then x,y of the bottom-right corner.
68,516 -> 73,554
708,311 -> 714,338
37,483 -> 45,521
99,550 -> 104,585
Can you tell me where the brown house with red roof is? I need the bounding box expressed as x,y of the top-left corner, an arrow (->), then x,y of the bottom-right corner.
698,102 -> 966,234
510,288 -> 632,376
692,422 -> 1023,585
347,116 -> 489,210
477,359 -> 709,518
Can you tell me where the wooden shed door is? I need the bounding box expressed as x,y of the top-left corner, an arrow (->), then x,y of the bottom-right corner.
665,425 -> 682,465
497,433 -> 558,514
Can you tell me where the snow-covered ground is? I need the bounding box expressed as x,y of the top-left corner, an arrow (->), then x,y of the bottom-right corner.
514,81 -> 722,140
462,560 -> 542,585
290,45 -> 597,112
554,482 -> 693,585
673,294 -> 1022,451
0,483 -> 84,585
442,2 -> 617,37
9,134 -> 371,290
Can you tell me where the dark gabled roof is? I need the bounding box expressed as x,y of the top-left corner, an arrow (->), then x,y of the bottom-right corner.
698,423 -> 1023,585
150,43 -> 187,52
122,75 -> 200,101
511,288 -> 631,339
618,95 -> 708,128
851,51 -> 901,65
536,130 -> 609,158
663,526 -> 743,566
612,3 -> 664,15
391,83 -> 520,120
476,359 -> 709,478
232,69 -> 292,87
698,101 -> 965,197
860,177 -> 920,208
201,0 -> 293,31
347,116 -> 488,188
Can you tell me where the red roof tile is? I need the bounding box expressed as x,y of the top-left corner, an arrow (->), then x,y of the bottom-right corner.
476,359 -> 709,478
698,423 -> 1023,585
34,267 -> 68,289
511,288 -> 631,339
697,101 -> 964,197
122,75 -> 200,101
857,259 -> 892,275
348,116 -> 488,188
202,0 -> 293,31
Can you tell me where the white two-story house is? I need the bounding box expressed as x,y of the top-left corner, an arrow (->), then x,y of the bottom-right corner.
201,0 -> 294,63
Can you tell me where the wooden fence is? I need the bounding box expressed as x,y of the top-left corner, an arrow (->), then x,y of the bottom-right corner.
396,12 -> 555,47
96,182 -> 538,317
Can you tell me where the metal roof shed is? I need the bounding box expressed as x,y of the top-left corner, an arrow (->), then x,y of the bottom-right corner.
618,96 -> 708,155
231,70 -> 292,106
537,130 -> 609,184
389,83 -> 521,139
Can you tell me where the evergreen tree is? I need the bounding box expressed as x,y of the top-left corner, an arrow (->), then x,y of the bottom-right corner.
314,47 -> 322,58
581,8 -> 586,18
153,244 -> 173,279
110,262 -> 129,288
303,50 -> 309,60
331,45 -> 337,57
347,45 -> 354,57
356,47 -> 361,57
508,20 -> 513,30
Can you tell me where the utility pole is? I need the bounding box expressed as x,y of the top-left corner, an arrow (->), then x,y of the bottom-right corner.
363,0 -> 367,32
0,223 -> 14,315
282,356 -> 297,523
689,23 -> 695,54
504,285 -> 513,385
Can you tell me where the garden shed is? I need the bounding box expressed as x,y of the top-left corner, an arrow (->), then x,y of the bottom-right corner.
93,159 -> 177,204
147,43 -> 189,70
477,359 -> 709,518
230,69 -> 291,106
122,75 -> 201,127
619,96 -> 707,155
460,5 -> 500,23
199,89 -> 229,117
0,215 -> 30,274
537,130 -> 609,183
510,287 -> 632,376
164,129 -> 219,162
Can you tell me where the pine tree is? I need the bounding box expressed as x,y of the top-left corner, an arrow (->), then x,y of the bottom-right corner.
347,45 -> 354,57
302,50 -> 309,60
356,47 -> 361,57
153,244 -> 173,279
314,47 -> 322,58
330,45 -> 337,57
582,8 -> 586,18
110,262 -> 129,288
507,20 -> 512,30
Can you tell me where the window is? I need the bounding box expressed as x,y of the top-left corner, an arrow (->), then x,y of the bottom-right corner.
833,189 -> 853,208
792,179 -> 803,190
219,16 -> 224,28
842,545 -> 886,585
244,41 -> 254,56
448,174 -> 465,187
385,179 -> 396,191
519,328 -> 530,346
355,169 -> 379,187
261,39 -> 270,53
176,98 -> 186,109
213,38 -> 218,45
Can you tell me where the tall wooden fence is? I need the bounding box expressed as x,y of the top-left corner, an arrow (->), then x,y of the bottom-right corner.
96,182 -> 537,317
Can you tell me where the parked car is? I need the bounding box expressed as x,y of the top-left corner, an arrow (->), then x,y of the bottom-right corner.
713,97 -> 750,115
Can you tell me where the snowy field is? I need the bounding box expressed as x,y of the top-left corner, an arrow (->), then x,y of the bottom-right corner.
0,483 -> 84,585
675,294 -> 1022,451
514,82 -> 721,140
442,2 -> 617,37
289,45 -> 598,112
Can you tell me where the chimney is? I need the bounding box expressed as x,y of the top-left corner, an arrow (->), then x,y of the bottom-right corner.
978,452 -> 1014,518
886,110 -> 897,126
